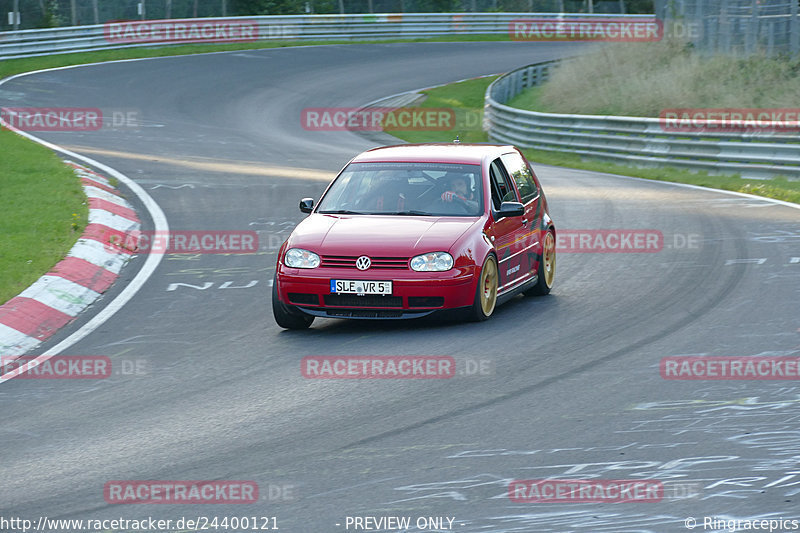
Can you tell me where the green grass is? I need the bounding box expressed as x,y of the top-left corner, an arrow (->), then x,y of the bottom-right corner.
0,128 -> 88,305
390,76 -> 800,205
512,38 -> 800,117
385,75 -> 496,144
507,85 -> 543,111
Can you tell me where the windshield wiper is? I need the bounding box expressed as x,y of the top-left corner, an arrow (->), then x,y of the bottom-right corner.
318,209 -> 367,215
375,210 -> 431,216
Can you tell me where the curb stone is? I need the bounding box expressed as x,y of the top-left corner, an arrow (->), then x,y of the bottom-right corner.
0,161 -> 141,359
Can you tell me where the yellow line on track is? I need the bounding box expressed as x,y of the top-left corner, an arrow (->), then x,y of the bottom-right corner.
61,145 -> 334,181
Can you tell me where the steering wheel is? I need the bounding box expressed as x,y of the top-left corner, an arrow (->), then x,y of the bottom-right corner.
435,193 -> 471,214
449,194 -> 472,213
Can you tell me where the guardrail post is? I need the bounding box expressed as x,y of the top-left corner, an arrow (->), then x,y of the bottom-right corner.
654,0 -> 666,22
746,0 -> 757,55
720,0 -> 731,55
707,5 -> 718,55
792,0 -> 799,57
12,0 -> 19,30
767,19 -> 774,56
693,0 -> 704,51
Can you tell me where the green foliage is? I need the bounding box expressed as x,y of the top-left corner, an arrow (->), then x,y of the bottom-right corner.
0,130 -> 88,305
522,37 -> 800,117
232,0 -> 306,14
40,0 -> 63,28
389,76 -> 496,143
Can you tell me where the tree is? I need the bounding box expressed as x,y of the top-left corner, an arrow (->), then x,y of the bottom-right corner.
232,0 -> 306,14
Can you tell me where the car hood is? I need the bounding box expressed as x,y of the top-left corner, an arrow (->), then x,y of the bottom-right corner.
287,214 -> 481,256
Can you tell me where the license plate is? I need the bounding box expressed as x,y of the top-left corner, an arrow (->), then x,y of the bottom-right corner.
330,279 -> 392,295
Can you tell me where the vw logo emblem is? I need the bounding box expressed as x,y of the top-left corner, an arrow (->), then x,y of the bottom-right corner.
355,256 -> 371,270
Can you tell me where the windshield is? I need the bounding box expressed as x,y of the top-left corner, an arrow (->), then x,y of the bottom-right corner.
316,162 -> 484,216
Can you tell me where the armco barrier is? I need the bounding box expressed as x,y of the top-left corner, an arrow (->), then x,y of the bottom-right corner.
485,61 -> 800,179
0,13 -> 655,60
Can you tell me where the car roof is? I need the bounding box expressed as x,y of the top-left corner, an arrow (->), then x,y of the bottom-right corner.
351,143 -> 517,165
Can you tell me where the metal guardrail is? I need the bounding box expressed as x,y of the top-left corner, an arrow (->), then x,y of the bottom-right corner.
485,60 -> 800,179
0,13 -> 655,60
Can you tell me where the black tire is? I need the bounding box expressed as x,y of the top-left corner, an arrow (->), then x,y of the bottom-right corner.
525,227 -> 556,296
272,275 -> 314,330
468,254 -> 498,322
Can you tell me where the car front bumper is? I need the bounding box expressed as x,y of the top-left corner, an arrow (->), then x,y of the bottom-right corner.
276,265 -> 476,319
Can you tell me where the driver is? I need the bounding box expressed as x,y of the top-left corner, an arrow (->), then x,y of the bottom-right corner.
440,174 -> 478,212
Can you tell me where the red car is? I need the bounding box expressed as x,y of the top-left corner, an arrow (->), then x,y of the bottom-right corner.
272,143 -> 555,329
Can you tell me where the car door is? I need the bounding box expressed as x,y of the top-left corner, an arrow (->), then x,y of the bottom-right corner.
500,151 -> 541,284
485,157 -> 528,291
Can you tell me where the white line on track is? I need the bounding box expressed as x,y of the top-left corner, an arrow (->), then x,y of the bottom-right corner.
0,65 -> 169,383
547,165 -> 800,210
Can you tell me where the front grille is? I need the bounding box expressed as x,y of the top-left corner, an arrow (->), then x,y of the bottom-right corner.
288,293 -> 319,305
321,255 -> 409,269
324,294 -> 403,308
408,296 -> 445,308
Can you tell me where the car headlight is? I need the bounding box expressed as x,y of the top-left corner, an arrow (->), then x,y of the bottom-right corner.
410,252 -> 453,272
285,248 -> 320,268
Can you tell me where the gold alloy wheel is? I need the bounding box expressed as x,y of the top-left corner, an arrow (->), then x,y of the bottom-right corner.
543,230 -> 556,288
480,256 -> 498,316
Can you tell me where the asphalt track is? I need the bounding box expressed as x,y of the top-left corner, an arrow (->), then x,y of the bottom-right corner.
1,42 -> 800,532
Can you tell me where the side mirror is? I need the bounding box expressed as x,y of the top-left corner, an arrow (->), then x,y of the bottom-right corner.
496,201 -> 524,219
299,198 -> 314,214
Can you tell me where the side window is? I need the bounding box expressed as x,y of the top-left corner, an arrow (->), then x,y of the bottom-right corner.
501,152 -> 538,204
489,159 -> 518,210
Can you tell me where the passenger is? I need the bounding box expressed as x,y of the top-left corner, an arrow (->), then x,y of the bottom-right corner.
360,171 -> 406,212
